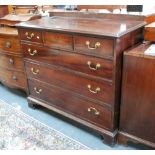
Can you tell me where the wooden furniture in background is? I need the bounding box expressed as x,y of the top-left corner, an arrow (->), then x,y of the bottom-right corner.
0,7 -> 41,90
144,12 -> 155,42
17,12 -> 145,146
77,5 -> 126,12
12,5 -> 39,14
0,5 -> 8,18
118,42 -> 155,148
144,22 -> 155,42
144,13 -> 155,24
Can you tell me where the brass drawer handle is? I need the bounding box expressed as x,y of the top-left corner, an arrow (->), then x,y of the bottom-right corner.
12,75 -> 17,81
5,41 -> 11,48
25,32 -> 34,39
34,87 -> 42,94
87,84 -> 100,94
88,107 -> 100,115
31,68 -> 39,75
28,48 -> 37,56
87,61 -> 101,71
8,58 -> 14,65
86,41 -> 100,50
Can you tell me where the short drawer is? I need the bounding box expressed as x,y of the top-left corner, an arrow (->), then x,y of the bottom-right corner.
21,43 -> 113,80
21,43 -> 45,57
25,61 -> 114,106
28,79 -> 113,130
0,53 -> 24,71
18,28 -> 42,43
74,35 -> 114,58
0,68 -> 27,89
43,31 -> 73,51
0,35 -> 20,53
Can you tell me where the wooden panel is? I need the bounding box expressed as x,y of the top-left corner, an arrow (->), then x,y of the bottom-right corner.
144,22 -> 155,42
28,79 -> 113,130
25,61 -> 114,106
77,5 -> 126,12
18,28 -> 42,43
0,53 -> 24,70
0,68 -> 27,89
21,43 -> 113,80
0,35 -> 20,53
43,31 -> 73,51
74,35 -> 114,58
145,13 -> 155,24
0,6 -> 8,18
119,44 -> 155,146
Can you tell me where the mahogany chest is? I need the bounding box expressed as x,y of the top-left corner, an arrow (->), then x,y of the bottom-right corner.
16,13 -> 145,146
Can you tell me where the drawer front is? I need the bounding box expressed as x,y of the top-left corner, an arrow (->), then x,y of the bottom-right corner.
0,53 -> 24,70
28,79 -> 113,130
0,35 -> 20,53
0,68 -> 27,89
21,43 -> 113,80
74,35 -> 114,58
25,61 -> 114,106
43,31 -> 73,51
19,28 -> 42,43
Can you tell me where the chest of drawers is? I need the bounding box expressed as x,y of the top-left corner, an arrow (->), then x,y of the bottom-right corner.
17,13 -> 145,146
0,14 -> 41,90
0,26 -> 27,89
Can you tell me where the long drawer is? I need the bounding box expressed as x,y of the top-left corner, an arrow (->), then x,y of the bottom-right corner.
21,43 -> 113,80
0,35 -> 20,53
0,53 -> 24,71
0,68 -> 27,89
25,61 -> 114,106
28,79 -> 113,130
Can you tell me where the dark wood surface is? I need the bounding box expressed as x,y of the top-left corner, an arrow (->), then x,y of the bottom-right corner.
16,16 -> 145,37
17,13 -> 145,146
43,31 -> 73,51
119,42 -> 155,148
49,11 -> 146,21
0,6 -> 8,18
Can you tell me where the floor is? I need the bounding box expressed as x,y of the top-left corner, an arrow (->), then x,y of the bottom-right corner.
0,83 -> 151,150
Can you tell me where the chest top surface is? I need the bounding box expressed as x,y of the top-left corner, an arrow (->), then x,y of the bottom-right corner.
16,16 -> 145,38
